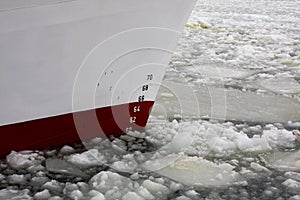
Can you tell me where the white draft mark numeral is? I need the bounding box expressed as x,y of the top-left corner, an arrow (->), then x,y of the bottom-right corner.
133,106 -> 141,113
129,116 -> 136,124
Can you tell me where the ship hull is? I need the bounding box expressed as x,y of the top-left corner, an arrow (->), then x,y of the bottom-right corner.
0,101 -> 154,155
0,0 -> 196,156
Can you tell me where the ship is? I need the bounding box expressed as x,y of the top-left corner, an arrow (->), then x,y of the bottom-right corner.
0,0 -> 196,156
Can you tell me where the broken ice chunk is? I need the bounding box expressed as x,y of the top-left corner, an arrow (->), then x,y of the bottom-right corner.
6,151 -> 42,169
0,189 -> 32,200
122,192 -> 144,200
89,171 -> 132,194
260,150 -> 300,171
33,189 -> 51,200
45,158 -> 88,178
141,180 -> 170,197
142,155 -> 242,187
282,179 -> 300,194
67,149 -> 106,168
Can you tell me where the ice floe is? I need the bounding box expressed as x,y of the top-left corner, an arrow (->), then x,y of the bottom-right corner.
45,158 -> 88,178
89,171 -> 170,200
257,77 -> 300,94
260,150 -> 300,171
66,149 -> 106,168
142,154 -> 242,187
6,151 -> 43,170
0,188 -> 32,199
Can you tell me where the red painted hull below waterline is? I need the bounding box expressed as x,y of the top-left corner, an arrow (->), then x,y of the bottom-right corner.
0,101 -> 154,157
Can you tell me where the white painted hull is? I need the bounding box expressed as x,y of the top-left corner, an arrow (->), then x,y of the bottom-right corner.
0,0 -> 196,155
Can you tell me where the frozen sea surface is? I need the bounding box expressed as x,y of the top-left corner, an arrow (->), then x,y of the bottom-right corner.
1,0 -> 300,199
